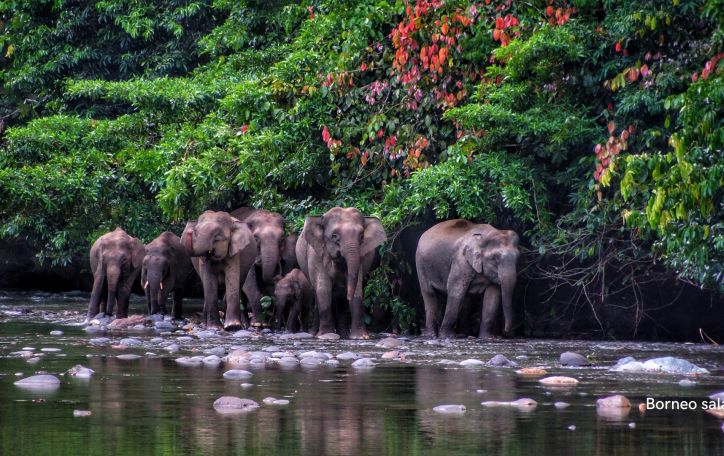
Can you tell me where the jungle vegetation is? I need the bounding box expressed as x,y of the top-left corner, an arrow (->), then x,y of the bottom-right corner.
0,0 -> 721,332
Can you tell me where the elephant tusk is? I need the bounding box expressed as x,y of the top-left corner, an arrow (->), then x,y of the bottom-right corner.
144,281 -> 149,289
159,282 -> 163,290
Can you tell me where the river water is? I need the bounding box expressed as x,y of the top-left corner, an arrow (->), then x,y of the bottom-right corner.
0,291 -> 722,455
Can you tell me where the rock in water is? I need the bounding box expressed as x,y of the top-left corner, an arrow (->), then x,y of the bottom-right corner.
376,337 -> 403,348
50,330 -> 64,336
116,354 -> 142,360
596,395 -> 632,420
481,398 -> 538,411
223,369 -> 253,379
554,402 -> 570,409
433,404 -> 466,414
67,365 -> 94,378
539,376 -> 579,386
516,367 -> 548,376
73,410 -> 92,417
489,354 -> 517,367
336,352 -> 360,361
317,332 -> 340,340
460,359 -> 485,368
14,374 -> 61,390
351,358 -> 376,369
213,396 -> 259,414
108,315 -> 146,329
560,352 -> 591,366
642,357 -> 709,375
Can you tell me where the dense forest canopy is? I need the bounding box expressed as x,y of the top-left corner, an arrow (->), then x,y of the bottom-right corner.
0,0 -> 721,330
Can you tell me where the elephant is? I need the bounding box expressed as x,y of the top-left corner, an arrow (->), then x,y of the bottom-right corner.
296,207 -> 386,339
229,207 -> 298,326
140,231 -> 193,319
273,268 -> 314,332
182,211 -> 256,330
415,219 -> 520,339
86,227 -> 145,321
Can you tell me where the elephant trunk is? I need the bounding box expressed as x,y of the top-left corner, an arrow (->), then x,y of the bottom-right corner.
147,270 -> 163,314
105,262 -> 121,316
260,243 -> 279,284
342,241 -> 361,302
500,270 -> 517,336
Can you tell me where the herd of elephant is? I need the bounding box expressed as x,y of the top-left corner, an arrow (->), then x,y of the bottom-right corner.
86,207 -> 520,339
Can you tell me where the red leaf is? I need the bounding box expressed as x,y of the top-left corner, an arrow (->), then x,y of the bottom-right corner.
640,64 -> 649,78
607,121 -> 615,134
495,17 -> 504,29
546,6 -> 554,16
493,29 -> 501,41
615,41 -> 621,52
322,126 -> 331,143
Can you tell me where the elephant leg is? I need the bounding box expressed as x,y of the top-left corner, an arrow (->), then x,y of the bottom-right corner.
420,284 -> 440,338
223,260 -> 246,331
242,268 -> 263,327
287,298 -> 302,333
145,285 -> 152,315
479,285 -> 500,339
439,290 -> 466,339
315,277 -> 335,336
349,266 -> 369,339
172,289 -> 183,320
158,288 -> 170,315
200,267 -> 222,329
87,269 -> 106,320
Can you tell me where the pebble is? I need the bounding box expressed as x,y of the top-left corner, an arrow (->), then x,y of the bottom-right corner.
223,369 -> 253,379
263,397 -> 278,405
539,376 -> 579,386
433,404 -> 466,414
628,422 -> 636,429
213,396 -> 259,413
73,410 -> 92,417
117,354 -> 142,360
489,354 -> 517,367
50,330 -> 64,336
568,425 -> 576,431
351,358 -> 376,369
554,402 -> 570,409
21,347 -> 36,351
336,352 -> 360,361
278,357 -> 300,367
41,348 -> 61,352
278,332 -> 313,340
481,398 -> 537,411
195,330 -> 217,339
476,389 -> 488,394
459,359 -> 485,368
560,351 -> 590,367
154,321 -> 174,330
381,351 -> 400,360
262,346 -> 281,353
176,336 -> 194,343
14,374 -> 60,389
240,383 -> 253,388
150,337 -> 164,344
272,399 -> 289,405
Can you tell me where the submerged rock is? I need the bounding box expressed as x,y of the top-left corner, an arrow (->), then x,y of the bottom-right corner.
516,367 -> 548,376
213,396 -> 259,414
108,315 -> 146,329
175,356 -> 203,367
49,330 -> 64,336
554,402 -> 570,409
351,358 -> 376,369
433,404 -> 466,414
73,410 -> 92,417
119,338 -> 142,346
489,354 -> 517,367
117,354 -> 142,360
596,395 -> 632,420
612,357 -> 709,375
223,369 -> 253,379
317,332 -> 340,340
539,376 -> 579,386
14,374 -> 60,390
460,359 -> 485,368
376,337 -> 404,349
67,365 -> 94,378
560,352 -> 590,367
481,398 -> 537,411
336,352 -> 360,361
89,338 -> 111,346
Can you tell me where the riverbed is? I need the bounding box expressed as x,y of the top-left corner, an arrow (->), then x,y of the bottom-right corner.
1,291 -> 722,455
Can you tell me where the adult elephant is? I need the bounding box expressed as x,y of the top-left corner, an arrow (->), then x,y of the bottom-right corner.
141,231 -> 192,319
296,207 -> 386,339
230,207 -> 298,326
86,228 -> 145,322
182,211 -> 256,330
416,219 -> 520,339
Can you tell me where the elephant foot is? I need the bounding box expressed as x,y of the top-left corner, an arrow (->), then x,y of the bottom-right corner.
439,330 -> 457,340
421,328 -> 437,338
224,319 -> 247,332
350,330 -> 369,340
250,318 -> 263,328
206,322 -> 224,330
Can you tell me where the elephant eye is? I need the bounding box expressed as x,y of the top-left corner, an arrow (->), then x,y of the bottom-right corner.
329,232 -> 340,242
358,232 -> 364,243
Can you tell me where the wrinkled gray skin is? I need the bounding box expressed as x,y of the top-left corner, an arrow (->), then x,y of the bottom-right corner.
86,228 -> 145,321
416,219 -> 520,339
273,268 -> 314,332
182,211 -> 256,330
230,207 -> 298,326
140,231 -> 192,319
296,207 -> 386,339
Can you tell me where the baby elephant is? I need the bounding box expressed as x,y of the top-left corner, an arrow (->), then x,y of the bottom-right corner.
416,219 -> 520,338
141,231 -> 193,319
273,269 -> 314,332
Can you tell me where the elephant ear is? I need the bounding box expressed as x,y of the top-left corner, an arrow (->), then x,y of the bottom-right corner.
281,233 -> 298,270
506,231 -> 520,248
303,216 -> 325,253
229,220 -> 254,257
464,233 -> 484,274
182,221 -> 197,255
229,206 -> 256,222
361,217 -> 386,257
131,239 -> 145,270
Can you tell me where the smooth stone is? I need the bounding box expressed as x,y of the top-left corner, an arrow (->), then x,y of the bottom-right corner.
213,396 -> 259,414
596,395 -> 632,408
279,332 -> 313,340
279,357 -> 300,367
272,399 -> 290,405
117,354 -> 142,360
560,351 -> 590,367
489,354 -> 517,367
14,374 -> 60,389
84,326 -> 103,334
108,315 -> 146,329
153,321 -> 173,330
21,347 -> 36,351
147,314 -> 164,322
612,356 -> 637,369
376,337 -> 403,349
300,357 -> 322,367
41,348 -> 61,352
10,351 -> 34,358
299,351 -> 331,360
120,338 -> 142,346
233,330 -> 255,338
611,361 -> 647,373
568,425 -> 576,431
381,351 -> 400,359
240,383 -> 253,388
460,359 -> 485,368
73,410 -> 92,417
263,397 -> 277,405
132,324 -> 146,330
433,404 -> 466,414
324,359 -> 340,367
516,367 -> 548,376
628,422 -> 636,429
112,344 -> 128,350
709,392 -> 724,401
67,365 -> 94,378
165,344 -> 180,353
642,357 -> 709,375
27,357 -> 41,364
679,379 -> 696,387
203,355 -> 222,366
150,337 -> 164,344
262,346 -> 281,353
336,352 -> 360,361
515,355 -> 529,360
351,358 -> 376,369
194,330 -> 217,339
176,336 -> 194,342
317,333 -> 340,340
476,389 -> 488,394
175,356 -> 203,366
481,398 -> 538,411
272,351 -> 293,358
596,395 -> 632,420
554,402 -> 570,409
223,369 -> 253,379
89,338 -> 111,346
539,376 -> 579,386
204,347 -> 227,356
50,330 -> 64,336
